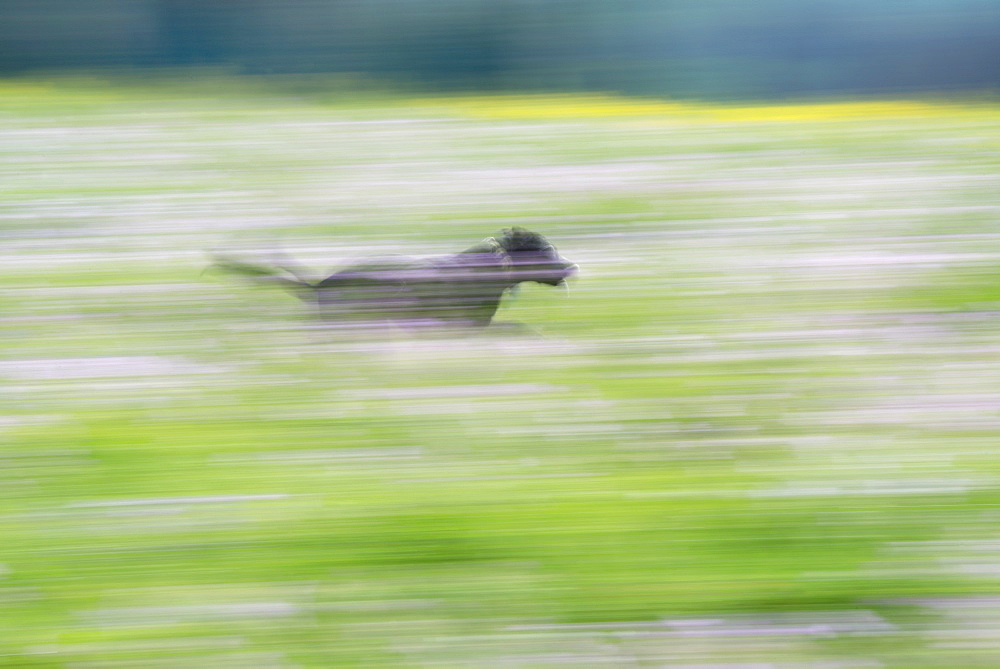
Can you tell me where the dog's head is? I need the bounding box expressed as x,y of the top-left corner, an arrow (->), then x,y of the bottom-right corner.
497,227 -> 577,287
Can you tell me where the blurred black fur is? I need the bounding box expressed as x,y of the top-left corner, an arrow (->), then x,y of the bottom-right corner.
211,227 -> 576,329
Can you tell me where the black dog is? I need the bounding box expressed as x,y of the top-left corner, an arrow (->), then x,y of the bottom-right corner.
212,227 -> 576,329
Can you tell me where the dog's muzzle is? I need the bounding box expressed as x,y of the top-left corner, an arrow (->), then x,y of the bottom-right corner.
541,261 -> 578,287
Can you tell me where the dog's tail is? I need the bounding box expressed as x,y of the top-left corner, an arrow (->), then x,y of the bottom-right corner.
207,252 -> 317,302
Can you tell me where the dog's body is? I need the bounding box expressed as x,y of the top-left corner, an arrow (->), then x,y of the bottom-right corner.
212,228 -> 576,329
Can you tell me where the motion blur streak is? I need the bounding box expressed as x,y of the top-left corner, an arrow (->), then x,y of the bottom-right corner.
3,65 -> 1000,669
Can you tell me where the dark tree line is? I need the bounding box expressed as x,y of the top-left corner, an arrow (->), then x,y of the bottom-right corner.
1,0 -> 998,98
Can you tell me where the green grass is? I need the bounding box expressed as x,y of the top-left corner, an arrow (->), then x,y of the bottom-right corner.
2,79 -> 1000,666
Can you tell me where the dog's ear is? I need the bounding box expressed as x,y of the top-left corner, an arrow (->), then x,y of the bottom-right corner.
500,227 -> 528,246
500,227 -> 552,253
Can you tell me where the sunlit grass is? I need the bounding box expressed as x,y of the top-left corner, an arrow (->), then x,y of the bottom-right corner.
3,75 -> 996,122
414,91 -> 997,122
2,77 -> 1000,666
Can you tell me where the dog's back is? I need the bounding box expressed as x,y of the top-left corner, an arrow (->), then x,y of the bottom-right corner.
316,251 -> 512,327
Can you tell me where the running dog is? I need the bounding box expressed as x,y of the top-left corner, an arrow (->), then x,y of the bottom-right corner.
211,227 -> 577,329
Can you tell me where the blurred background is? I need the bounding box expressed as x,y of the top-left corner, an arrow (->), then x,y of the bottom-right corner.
1,0 -> 999,97
2,1 -> 1000,667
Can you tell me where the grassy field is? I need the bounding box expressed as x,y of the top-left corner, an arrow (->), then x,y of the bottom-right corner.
2,78 -> 1000,667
